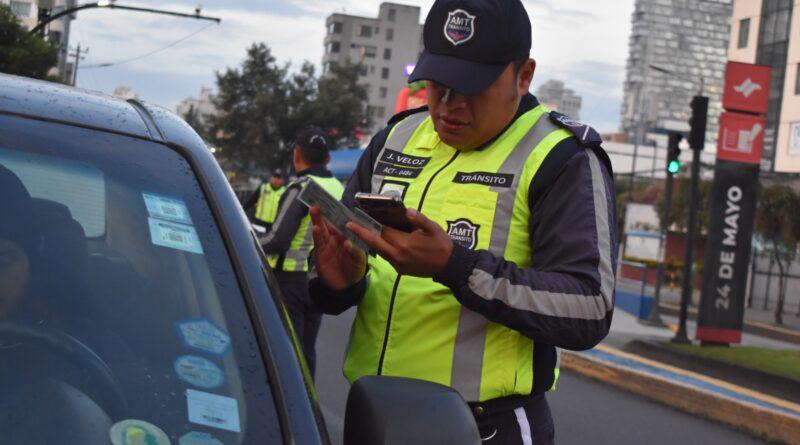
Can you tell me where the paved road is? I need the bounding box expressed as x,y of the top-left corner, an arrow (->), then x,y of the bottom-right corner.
314,309 -> 768,445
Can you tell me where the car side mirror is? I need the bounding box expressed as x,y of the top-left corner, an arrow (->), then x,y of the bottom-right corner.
343,376 -> 480,445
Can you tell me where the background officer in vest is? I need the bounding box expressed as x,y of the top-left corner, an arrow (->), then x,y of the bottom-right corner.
310,0 -> 617,443
242,169 -> 285,231
261,126 -> 344,377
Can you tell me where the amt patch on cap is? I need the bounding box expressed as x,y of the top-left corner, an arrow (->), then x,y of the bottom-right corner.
444,9 -> 476,46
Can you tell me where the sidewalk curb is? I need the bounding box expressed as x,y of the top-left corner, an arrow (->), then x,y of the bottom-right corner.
561,347 -> 800,444
659,303 -> 800,345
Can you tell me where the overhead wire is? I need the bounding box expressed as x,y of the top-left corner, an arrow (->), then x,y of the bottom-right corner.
81,21 -> 217,69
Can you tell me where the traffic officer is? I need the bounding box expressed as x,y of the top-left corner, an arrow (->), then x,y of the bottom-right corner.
242,169 -> 285,232
309,0 -> 616,443
261,126 -> 344,377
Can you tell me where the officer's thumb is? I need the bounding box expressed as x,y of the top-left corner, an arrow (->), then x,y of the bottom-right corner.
406,208 -> 437,234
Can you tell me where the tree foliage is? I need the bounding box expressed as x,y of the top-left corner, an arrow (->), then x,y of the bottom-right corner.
206,43 -> 369,173
755,184 -> 800,324
0,5 -> 58,80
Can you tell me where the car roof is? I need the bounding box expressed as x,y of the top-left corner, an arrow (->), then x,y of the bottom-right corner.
0,73 -> 207,153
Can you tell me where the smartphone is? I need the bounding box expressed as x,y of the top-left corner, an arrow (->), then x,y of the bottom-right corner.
355,192 -> 415,233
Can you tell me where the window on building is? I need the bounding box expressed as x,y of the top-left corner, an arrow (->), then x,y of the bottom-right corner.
376,106 -> 386,119
796,63 -> 800,95
388,8 -> 396,22
370,66 -> 376,74
10,1 -> 32,16
738,18 -> 750,48
330,21 -> 343,34
386,28 -> 394,41
383,48 -> 392,60
379,87 -> 388,99
358,25 -> 372,38
327,41 -> 341,54
381,67 -> 390,79
359,65 -> 369,77
363,45 -> 377,58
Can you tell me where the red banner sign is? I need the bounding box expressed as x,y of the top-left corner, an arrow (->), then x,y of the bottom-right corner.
722,61 -> 771,114
716,112 -> 765,164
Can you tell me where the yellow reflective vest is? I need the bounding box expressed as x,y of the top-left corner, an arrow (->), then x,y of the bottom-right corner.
268,175 -> 344,272
344,105 -> 573,402
254,183 -> 285,225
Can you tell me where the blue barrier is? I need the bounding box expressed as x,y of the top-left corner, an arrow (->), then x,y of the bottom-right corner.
616,261 -> 652,319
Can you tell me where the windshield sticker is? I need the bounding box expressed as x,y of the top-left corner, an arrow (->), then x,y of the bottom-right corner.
176,319 -> 232,356
149,218 -> 204,255
186,389 -> 241,433
143,193 -> 193,225
109,419 -> 171,445
179,431 -> 223,445
174,355 -> 225,389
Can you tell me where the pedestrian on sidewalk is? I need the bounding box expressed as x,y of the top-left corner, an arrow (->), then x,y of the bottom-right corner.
261,127 -> 344,377
242,169 -> 286,232
309,0 -> 617,443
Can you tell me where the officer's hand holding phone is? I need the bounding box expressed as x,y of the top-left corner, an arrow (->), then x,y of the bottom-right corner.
310,206 -> 367,292
345,207 -> 453,278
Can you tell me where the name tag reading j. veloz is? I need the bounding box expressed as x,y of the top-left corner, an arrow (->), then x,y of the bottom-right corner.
297,179 -> 381,255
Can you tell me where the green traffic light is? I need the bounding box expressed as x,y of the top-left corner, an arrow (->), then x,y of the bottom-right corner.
668,160 -> 681,174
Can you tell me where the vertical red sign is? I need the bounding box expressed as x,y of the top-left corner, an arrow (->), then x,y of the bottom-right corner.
722,62 -> 771,114
716,112 -> 766,164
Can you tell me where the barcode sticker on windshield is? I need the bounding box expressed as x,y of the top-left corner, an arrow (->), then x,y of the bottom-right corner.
148,218 -> 203,254
186,389 -> 240,432
143,193 -> 193,225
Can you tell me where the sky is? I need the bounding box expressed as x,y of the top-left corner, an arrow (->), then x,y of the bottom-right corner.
69,0 -> 634,133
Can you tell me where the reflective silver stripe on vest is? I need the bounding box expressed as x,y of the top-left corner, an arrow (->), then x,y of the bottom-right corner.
260,183 -> 302,246
464,149 -> 615,320
286,224 -> 314,271
370,112 -> 430,193
450,112 -> 559,401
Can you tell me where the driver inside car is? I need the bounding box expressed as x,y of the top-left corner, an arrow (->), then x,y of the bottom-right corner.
0,164 -> 119,443
0,164 -> 41,321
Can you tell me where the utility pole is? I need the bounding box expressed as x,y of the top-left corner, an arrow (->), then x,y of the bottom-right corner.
673,96 -> 708,344
69,44 -> 88,86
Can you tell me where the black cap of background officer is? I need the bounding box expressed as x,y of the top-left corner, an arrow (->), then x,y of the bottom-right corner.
409,0 -> 532,96
295,126 -> 331,165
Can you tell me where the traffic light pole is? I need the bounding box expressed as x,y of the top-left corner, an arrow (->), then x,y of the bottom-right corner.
673,96 -> 708,344
644,164 -> 676,326
673,146 -> 701,343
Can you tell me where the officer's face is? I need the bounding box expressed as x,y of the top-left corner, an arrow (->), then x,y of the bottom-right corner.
427,59 -> 535,150
270,176 -> 284,188
0,239 -> 30,317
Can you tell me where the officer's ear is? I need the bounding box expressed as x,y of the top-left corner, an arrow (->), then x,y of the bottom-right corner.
516,59 -> 536,95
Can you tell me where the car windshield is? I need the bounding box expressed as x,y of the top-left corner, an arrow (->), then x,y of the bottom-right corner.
0,116 -> 281,445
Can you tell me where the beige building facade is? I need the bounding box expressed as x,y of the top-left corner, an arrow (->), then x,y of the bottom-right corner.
728,0 -> 800,173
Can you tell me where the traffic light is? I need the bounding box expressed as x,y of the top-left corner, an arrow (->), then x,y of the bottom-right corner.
688,95 -> 709,150
667,132 -> 682,175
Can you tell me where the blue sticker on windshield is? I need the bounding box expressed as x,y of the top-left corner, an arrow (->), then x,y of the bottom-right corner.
143,192 -> 193,225
174,355 -> 225,389
177,319 -> 231,356
148,218 -> 204,254
179,431 -> 224,445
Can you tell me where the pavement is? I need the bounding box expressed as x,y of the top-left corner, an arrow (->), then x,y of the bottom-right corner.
313,306 -> 784,445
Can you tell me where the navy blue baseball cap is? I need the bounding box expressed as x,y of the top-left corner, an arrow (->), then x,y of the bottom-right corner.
409,0 -> 532,96
295,126 -> 330,153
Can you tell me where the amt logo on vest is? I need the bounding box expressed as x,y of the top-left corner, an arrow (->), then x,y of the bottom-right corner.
447,218 -> 479,250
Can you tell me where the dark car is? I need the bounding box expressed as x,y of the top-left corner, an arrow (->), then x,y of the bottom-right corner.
0,74 -> 478,445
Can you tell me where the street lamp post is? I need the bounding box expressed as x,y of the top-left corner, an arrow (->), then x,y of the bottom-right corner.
30,1 -> 221,36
